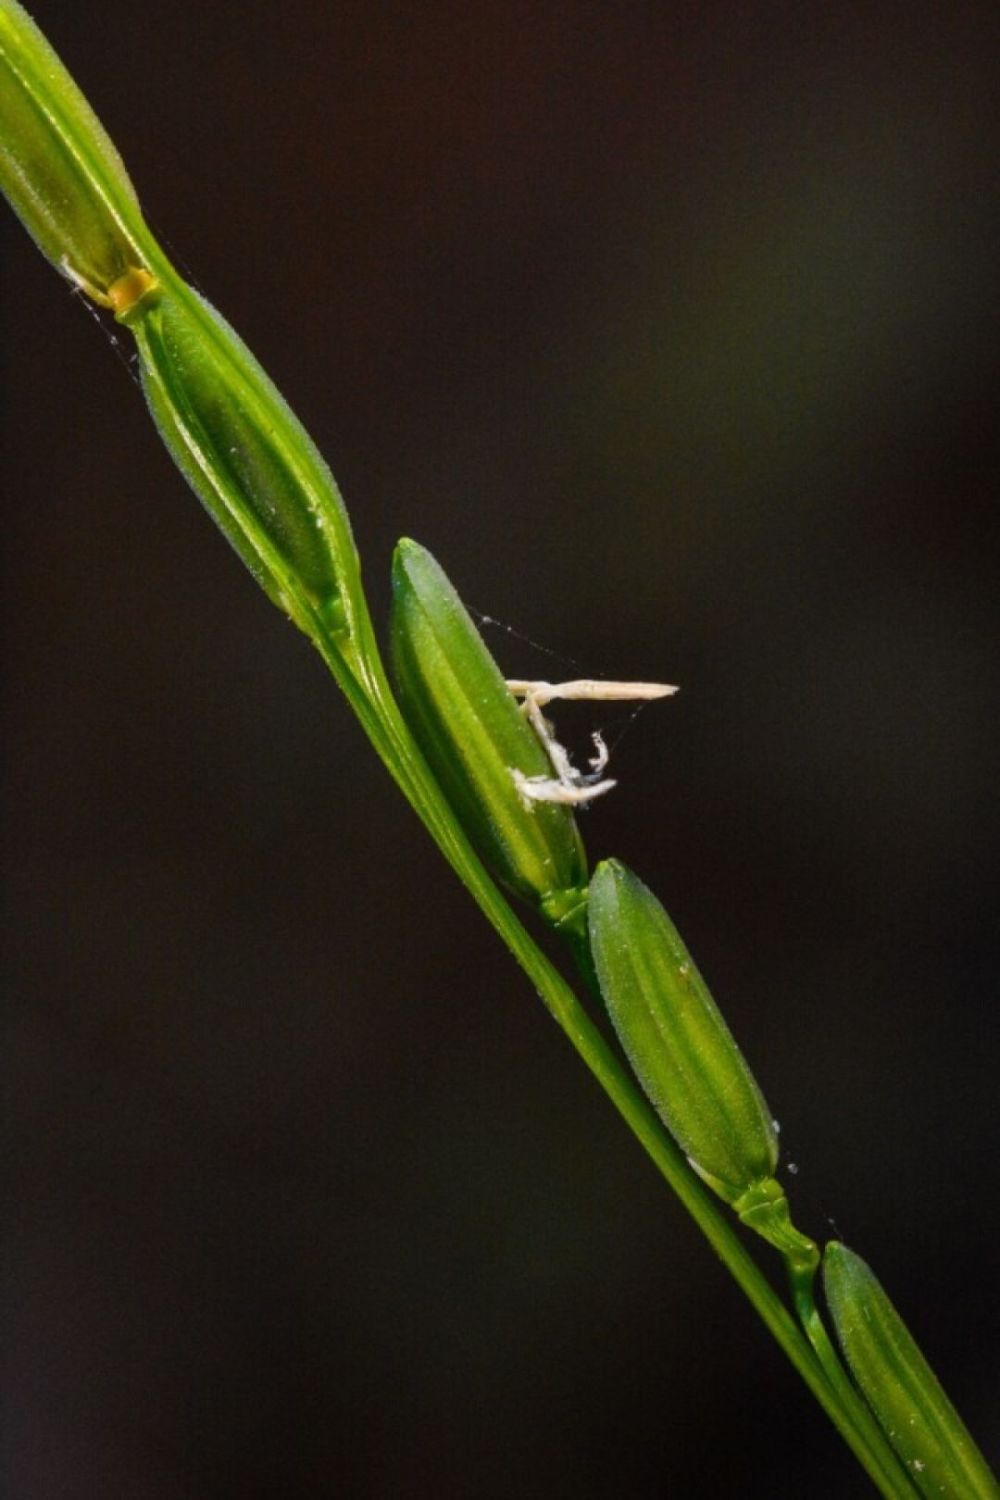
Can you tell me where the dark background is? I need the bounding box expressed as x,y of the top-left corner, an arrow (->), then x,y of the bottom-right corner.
2,1 -> 998,1495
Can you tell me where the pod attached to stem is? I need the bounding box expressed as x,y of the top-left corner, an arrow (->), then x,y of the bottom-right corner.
588,859 -> 819,1265
125,286 -> 360,642
390,539 -> 589,925
823,1242 -> 1000,1499
589,859 -> 779,1199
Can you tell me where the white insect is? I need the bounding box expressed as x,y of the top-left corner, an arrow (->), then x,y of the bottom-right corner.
506,678 -> 678,807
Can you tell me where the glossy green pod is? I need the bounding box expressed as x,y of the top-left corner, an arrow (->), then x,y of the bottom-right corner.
390,539 -> 588,921
128,286 -> 358,633
589,859 -> 779,1205
823,1243 -> 1000,1499
0,0 -> 149,302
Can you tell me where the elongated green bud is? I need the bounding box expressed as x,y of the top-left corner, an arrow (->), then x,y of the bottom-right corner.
126,286 -> 357,634
589,860 -> 782,1206
823,1243 -> 999,1499
390,540 -> 588,921
0,0 -> 151,303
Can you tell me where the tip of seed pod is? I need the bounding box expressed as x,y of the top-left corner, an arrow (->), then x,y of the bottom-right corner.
392,539 -> 453,606
589,860 -> 630,918
822,1242 -> 867,1301
392,537 -> 423,581
823,1241 -> 855,1278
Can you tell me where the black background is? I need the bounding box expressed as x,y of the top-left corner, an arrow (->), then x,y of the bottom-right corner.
2,1 -> 998,1495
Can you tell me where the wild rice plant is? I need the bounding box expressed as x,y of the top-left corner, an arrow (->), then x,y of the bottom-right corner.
1,3 -> 995,1493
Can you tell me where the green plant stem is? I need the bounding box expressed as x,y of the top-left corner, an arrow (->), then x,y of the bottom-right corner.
308,594 -> 911,1499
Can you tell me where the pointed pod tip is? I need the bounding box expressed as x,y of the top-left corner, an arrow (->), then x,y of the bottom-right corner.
588,860 -> 618,913
391,536 -> 417,569
822,1241 -> 869,1303
590,858 -> 640,910
391,537 -> 443,592
391,537 -> 432,595
822,1240 -> 858,1278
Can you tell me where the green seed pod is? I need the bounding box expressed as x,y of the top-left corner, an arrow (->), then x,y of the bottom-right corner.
589,859 -> 779,1205
390,539 -> 588,921
823,1242 -> 1000,1499
0,0 -> 149,302
127,286 -> 357,632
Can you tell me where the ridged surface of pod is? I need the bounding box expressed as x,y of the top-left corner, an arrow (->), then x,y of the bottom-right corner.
0,0 -> 147,299
130,287 -> 358,628
589,859 -> 778,1203
823,1242 -> 1000,1499
390,540 -> 588,918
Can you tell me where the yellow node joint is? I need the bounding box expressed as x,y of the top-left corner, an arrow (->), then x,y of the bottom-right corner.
108,265 -> 161,322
